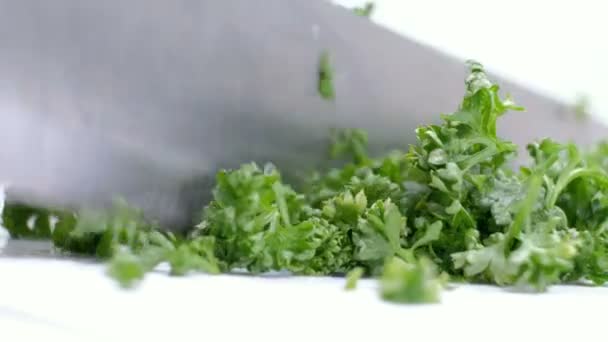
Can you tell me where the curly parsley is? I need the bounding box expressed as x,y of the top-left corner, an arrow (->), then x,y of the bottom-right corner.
3,61 -> 608,304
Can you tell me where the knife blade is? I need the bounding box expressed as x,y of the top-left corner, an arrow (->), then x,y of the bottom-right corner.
0,0 -> 605,228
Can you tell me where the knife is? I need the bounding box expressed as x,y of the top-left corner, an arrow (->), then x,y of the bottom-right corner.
0,0 -> 605,228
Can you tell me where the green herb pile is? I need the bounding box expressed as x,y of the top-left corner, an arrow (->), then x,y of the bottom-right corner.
3,61 -> 608,303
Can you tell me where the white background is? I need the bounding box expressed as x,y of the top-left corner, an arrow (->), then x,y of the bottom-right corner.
336,0 -> 608,123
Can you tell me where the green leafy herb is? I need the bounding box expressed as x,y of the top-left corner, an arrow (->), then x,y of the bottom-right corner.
573,94 -> 590,122
353,2 -> 375,18
380,256 -> 444,304
318,50 -> 335,100
107,249 -> 146,288
3,203 -> 57,239
345,267 -> 364,290
4,60 -> 608,303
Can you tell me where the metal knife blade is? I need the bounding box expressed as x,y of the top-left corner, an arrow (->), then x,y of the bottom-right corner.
0,0 -> 605,228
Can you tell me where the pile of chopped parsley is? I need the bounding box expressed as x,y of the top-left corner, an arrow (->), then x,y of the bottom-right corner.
3,61 -> 608,304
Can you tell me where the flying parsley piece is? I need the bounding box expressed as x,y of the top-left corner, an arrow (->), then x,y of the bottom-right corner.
352,2 -> 375,18
345,267 -> 364,290
318,50 -> 335,100
380,256 -> 443,304
573,94 -> 590,122
107,248 -> 146,288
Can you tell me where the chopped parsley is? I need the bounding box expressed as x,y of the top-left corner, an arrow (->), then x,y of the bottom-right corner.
353,2 -> 375,18
3,61 -> 608,304
318,50 -> 335,100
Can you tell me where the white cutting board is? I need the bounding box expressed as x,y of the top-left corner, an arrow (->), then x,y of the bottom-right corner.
1,244 -> 606,342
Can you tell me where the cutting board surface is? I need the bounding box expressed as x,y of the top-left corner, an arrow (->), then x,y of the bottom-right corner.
1,240 -> 605,342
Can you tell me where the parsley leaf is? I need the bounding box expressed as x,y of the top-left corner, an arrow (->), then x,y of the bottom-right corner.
318,51 -> 335,100
380,256 -> 444,304
353,2 -> 375,18
345,267 -> 364,290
